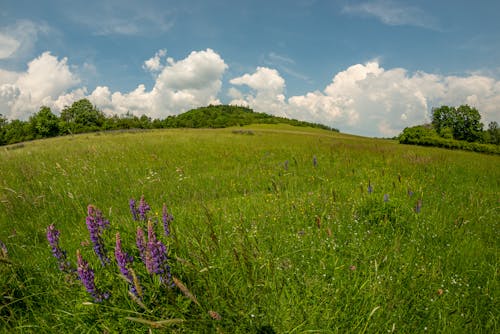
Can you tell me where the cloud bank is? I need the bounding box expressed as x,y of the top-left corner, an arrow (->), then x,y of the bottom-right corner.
1,48 -> 499,137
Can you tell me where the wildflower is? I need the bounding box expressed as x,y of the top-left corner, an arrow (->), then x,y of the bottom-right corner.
145,221 -> 172,285
162,203 -> 173,236
136,227 -> 147,263
86,205 -> 110,266
415,199 -> 422,214
368,182 -> 373,194
0,240 -> 7,258
284,160 -> 289,170
115,232 -> 133,281
138,195 -> 151,221
408,189 -> 414,197
129,198 -> 138,221
46,224 -> 72,272
76,250 -> 109,302
349,265 -> 357,271
115,232 -> 140,297
383,194 -> 389,202
313,155 -> 317,167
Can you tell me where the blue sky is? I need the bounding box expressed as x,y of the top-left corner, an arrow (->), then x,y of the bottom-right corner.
1,0 -> 499,136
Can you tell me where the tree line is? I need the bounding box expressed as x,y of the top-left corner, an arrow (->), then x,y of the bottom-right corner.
398,105 -> 500,154
0,99 -> 337,146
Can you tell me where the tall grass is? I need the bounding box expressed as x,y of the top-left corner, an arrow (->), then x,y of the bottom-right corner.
1,125 -> 498,332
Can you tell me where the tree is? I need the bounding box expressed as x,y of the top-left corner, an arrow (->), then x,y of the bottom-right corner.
60,99 -> 106,133
0,114 -> 7,145
486,121 -> 500,145
29,106 -> 60,139
431,105 -> 483,142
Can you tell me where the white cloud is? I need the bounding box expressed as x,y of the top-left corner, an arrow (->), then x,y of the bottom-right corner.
0,52 -> 80,119
143,49 -> 167,72
230,67 -> 288,117
229,61 -> 500,137
1,47 -> 499,137
342,0 -> 439,30
89,48 -> 228,118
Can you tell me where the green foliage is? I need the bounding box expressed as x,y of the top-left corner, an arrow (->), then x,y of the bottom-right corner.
431,105 -> 483,142
401,105 -> 498,153
29,106 -> 60,139
0,102 -> 337,147
59,99 -> 106,134
0,128 -> 498,332
161,104 -> 338,131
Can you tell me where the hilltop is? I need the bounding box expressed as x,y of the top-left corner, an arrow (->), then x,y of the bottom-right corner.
160,105 -> 338,131
0,101 -> 337,146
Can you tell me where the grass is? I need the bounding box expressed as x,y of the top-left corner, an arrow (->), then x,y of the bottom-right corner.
0,125 -> 498,333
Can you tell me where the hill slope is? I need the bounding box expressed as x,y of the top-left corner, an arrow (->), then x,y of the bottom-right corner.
0,127 -> 498,332
161,104 -> 338,131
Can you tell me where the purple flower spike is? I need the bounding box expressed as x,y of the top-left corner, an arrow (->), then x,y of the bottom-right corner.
138,195 -> 151,221
129,198 -> 138,221
0,240 -> 8,258
415,199 -> 422,214
115,232 -> 141,297
383,194 -> 389,202
86,205 -> 110,266
162,203 -> 173,237
115,232 -> 133,281
77,250 -> 109,302
136,227 -> 147,263
46,224 -> 71,272
368,184 -> 373,194
313,155 -> 317,167
145,221 -> 172,285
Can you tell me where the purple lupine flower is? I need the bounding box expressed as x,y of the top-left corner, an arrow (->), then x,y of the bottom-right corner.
0,240 -> 8,258
129,198 -> 138,221
76,250 -> 109,302
415,199 -> 422,214
115,232 -> 133,281
46,224 -> 71,272
284,160 -> 289,170
138,195 -> 151,221
368,182 -> 373,194
408,189 -> 414,197
115,232 -> 140,297
86,205 -> 110,266
383,194 -> 389,202
145,221 -> 172,285
162,203 -> 173,237
136,227 -> 147,263
313,155 -> 317,167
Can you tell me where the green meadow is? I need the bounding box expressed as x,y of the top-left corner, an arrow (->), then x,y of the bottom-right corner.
0,125 -> 498,333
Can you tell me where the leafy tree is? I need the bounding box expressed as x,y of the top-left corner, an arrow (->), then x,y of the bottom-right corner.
486,121 -> 500,145
60,99 -> 106,134
0,114 -> 7,145
29,106 -> 60,139
4,119 -> 31,144
431,105 -> 483,142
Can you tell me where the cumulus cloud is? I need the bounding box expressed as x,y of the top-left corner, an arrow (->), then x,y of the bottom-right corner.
230,67 -> 287,117
229,61 -> 500,137
143,49 -> 167,72
1,47 -> 499,137
0,52 -> 80,119
87,48 -> 228,118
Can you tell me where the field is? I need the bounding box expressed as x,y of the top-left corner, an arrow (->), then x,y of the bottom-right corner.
0,125 -> 498,333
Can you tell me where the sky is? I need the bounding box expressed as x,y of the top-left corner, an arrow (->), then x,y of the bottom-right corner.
1,0 -> 500,137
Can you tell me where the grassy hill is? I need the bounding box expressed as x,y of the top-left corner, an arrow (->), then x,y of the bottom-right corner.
0,125 -> 498,332
161,105 -> 338,131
